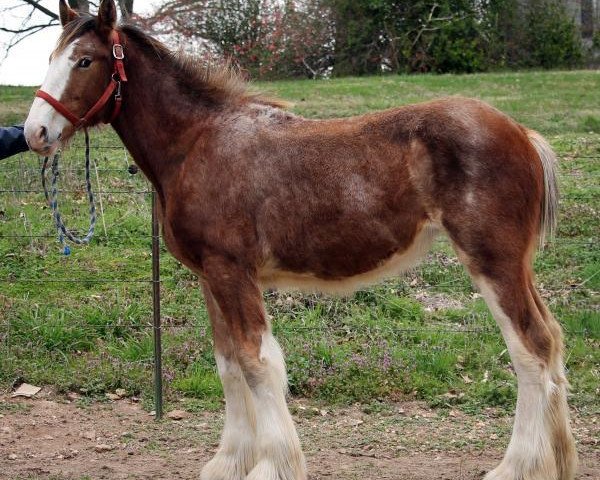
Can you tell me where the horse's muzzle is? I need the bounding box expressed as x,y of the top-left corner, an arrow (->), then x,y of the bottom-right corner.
24,121 -> 61,156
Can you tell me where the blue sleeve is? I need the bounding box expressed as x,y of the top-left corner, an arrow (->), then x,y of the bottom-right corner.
0,125 -> 29,160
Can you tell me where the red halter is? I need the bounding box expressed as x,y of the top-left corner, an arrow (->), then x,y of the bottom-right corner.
35,30 -> 128,130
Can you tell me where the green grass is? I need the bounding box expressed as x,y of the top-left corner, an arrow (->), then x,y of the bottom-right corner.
267,70 -> 600,135
0,71 -> 598,416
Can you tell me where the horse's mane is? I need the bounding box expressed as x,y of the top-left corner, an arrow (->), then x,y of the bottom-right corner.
55,16 -> 287,109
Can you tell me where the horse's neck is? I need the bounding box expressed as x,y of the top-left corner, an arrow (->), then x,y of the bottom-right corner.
110,46 -> 209,196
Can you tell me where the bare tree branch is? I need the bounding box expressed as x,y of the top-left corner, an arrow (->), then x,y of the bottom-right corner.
0,20 -> 58,34
0,1 -> 134,61
20,0 -> 58,20
0,1 -> 60,60
4,24 -> 49,50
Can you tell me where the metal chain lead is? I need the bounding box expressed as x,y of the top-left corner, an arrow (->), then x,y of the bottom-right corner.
41,129 -> 96,254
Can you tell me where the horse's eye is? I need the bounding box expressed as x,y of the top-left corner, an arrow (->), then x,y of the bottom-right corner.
77,58 -> 92,68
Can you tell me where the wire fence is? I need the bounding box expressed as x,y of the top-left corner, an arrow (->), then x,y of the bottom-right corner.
0,138 -> 598,414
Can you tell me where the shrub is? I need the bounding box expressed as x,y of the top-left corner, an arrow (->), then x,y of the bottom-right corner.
144,0 -> 585,78
524,0 -> 583,68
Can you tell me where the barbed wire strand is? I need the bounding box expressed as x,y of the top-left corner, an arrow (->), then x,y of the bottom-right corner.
0,143 -> 596,382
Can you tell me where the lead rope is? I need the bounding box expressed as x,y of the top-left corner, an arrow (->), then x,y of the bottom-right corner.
41,129 -> 96,255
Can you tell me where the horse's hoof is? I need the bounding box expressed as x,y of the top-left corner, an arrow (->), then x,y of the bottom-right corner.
245,458 -> 307,480
200,448 -> 255,480
483,462 -> 560,480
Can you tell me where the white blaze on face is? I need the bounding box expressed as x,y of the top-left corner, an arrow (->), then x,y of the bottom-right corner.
24,42 -> 77,153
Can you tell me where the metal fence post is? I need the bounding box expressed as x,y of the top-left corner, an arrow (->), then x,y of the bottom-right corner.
152,189 -> 163,420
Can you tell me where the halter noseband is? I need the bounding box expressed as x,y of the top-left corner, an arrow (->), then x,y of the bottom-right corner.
35,30 -> 128,130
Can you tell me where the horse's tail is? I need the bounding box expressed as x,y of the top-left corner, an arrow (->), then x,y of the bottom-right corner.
526,129 -> 559,248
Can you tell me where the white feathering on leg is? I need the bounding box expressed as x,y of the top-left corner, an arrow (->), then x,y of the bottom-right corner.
201,353 -> 257,480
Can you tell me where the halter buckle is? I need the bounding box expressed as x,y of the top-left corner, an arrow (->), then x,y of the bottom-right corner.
114,78 -> 122,99
113,43 -> 125,60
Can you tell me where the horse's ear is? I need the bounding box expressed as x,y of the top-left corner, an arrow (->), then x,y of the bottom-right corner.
96,0 -> 117,35
59,0 -> 79,27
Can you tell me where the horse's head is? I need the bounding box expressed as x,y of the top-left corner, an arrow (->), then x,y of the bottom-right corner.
24,0 -> 120,156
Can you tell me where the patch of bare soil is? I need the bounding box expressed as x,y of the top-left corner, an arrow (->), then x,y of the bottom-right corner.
0,392 -> 597,480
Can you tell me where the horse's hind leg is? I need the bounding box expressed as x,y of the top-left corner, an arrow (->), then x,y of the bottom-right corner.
450,243 -> 577,480
201,282 -> 257,480
202,256 -> 306,480
474,274 -> 576,480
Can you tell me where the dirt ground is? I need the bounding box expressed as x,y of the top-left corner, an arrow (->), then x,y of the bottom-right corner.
0,391 -> 598,480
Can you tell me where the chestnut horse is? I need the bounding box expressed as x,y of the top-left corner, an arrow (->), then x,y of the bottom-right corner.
24,1 -> 577,479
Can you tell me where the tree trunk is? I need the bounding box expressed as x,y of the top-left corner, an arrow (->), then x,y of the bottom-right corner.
581,0 -> 594,38
69,0 -> 89,13
118,0 -> 134,19
563,0 -> 582,27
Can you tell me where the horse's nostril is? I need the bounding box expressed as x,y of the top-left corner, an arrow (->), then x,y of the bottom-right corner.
39,126 -> 48,142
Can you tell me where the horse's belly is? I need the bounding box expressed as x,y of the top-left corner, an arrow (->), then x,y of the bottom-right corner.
258,223 -> 438,294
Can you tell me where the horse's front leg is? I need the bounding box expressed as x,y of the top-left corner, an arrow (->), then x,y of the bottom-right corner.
202,255 -> 307,480
200,282 -> 257,480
